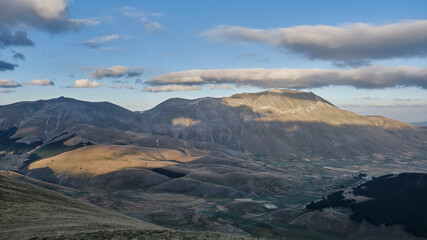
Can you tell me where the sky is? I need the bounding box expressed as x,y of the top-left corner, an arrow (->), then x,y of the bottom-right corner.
0,0 -> 426,122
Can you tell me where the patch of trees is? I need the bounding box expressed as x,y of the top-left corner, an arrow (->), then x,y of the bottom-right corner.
0,127 -> 42,154
151,168 -> 185,178
306,173 -> 427,237
306,190 -> 354,210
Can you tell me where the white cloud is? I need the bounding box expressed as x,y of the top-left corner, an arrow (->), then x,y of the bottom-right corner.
90,65 -> 143,79
220,84 -> 233,90
0,79 -> 21,88
147,66 -> 427,90
370,102 -> 427,108
69,79 -> 102,88
120,6 -> 162,33
201,20 -> 427,66
144,85 -> 202,92
121,85 -> 133,89
0,89 -> 14,93
81,34 -> 120,48
22,79 -> 54,86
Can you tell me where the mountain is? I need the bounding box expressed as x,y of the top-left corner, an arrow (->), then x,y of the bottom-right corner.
0,96 -> 143,144
410,121 -> 427,127
1,90 -> 426,239
1,90 -> 424,159
141,89 -> 425,158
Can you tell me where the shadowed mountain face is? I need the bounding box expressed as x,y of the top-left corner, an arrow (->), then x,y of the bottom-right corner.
0,97 -> 143,144
141,89 -> 425,158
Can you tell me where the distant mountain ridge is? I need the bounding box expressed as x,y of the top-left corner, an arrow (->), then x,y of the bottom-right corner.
0,89 -> 425,158
0,96 -> 143,143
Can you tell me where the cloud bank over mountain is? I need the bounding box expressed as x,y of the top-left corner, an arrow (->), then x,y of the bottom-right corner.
146,65 -> 427,91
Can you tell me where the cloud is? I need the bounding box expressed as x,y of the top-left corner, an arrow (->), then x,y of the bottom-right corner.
69,79 -> 102,88
0,0 -> 99,33
370,102 -> 427,107
0,60 -> 17,71
201,20 -> 427,65
147,65 -> 427,90
120,6 -> 162,33
0,79 -> 21,88
0,89 -> 14,93
144,85 -> 202,92
0,29 -> 34,48
144,21 -> 162,33
12,52 -> 25,60
90,65 -> 143,79
112,80 -> 129,84
393,98 -> 422,102
22,79 -> 54,86
340,102 -> 427,108
353,97 -> 379,101
220,84 -> 233,90
80,34 -> 119,48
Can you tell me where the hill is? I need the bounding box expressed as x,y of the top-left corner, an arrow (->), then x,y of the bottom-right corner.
0,170 -> 161,239
0,170 -> 252,240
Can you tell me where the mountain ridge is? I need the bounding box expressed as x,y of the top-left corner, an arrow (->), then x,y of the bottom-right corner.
0,89 -> 425,159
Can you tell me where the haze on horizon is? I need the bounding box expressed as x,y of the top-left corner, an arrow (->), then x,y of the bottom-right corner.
0,0 -> 426,123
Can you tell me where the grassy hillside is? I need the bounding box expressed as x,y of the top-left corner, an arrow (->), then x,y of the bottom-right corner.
0,170 -> 253,240
0,170 -> 162,239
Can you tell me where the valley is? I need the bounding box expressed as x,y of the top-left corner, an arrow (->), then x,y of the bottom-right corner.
0,89 -> 426,239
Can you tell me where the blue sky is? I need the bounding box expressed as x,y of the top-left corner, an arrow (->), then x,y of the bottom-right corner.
0,0 -> 426,122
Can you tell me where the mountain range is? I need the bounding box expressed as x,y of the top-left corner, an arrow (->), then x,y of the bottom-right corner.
1,89 -> 424,158
0,89 -> 426,239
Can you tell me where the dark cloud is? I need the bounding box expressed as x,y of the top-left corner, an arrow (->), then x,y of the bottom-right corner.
91,65 -> 143,79
201,20 -> 427,65
0,0 -> 98,34
112,80 -> 130,84
12,52 -> 25,61
147,65 -> 427,91
0,29 -> 34,48
0,60 -> 17,71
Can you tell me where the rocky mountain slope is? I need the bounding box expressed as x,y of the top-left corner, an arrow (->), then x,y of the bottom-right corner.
141,89 -> 425,158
